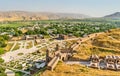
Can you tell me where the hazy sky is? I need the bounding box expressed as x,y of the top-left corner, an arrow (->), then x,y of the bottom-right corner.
0,0 -> 120,17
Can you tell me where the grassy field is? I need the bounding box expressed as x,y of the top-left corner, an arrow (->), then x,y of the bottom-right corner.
0,21 -> 32,27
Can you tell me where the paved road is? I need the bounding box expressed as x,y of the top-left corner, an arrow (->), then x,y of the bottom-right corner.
65,61 -> 89,66
65,60 -> 106,69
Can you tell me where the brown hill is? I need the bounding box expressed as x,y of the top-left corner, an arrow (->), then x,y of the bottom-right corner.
0,11 -> 90,21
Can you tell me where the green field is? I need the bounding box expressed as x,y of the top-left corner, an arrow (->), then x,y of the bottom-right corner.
0,21 -> 32,27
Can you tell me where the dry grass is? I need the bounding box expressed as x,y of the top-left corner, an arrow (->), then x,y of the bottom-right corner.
41,62 -> 120,76
40,28 -> 120,76
4,43 -> 14,51
13,43 -> 20,51
71,28 -> 120,59
26,41 -> 33,49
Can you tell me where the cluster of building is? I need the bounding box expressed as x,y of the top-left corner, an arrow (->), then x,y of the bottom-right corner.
89,55 -> 120,70
46,44 -> 73,71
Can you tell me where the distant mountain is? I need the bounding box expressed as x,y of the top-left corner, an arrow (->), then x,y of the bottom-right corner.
0,11 -> 91,21
104,12 -> 120,19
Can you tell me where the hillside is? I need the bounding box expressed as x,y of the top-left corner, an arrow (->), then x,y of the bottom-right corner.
40,28 -> 120,76
0,11 -> 90,21
104,12 -> 120,19
73,29 -> 120,59
41,62 -> 120,76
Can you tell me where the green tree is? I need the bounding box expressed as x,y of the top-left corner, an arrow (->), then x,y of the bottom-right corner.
0,57 -> 4,63
0,37 -> 6,47
0,48 -> 5,55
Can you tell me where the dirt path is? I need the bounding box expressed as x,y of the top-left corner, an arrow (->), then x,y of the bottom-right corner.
65,61 -> 89,66
10,41 -> 17,51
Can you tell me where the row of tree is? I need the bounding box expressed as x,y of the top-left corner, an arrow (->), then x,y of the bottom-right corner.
25,22 -> 116,37
0,35 -> 9,55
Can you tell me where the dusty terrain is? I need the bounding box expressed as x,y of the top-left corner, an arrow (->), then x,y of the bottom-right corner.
41,61 -> 120,76
72,29 -> 120,60
40,28 -> 120,76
